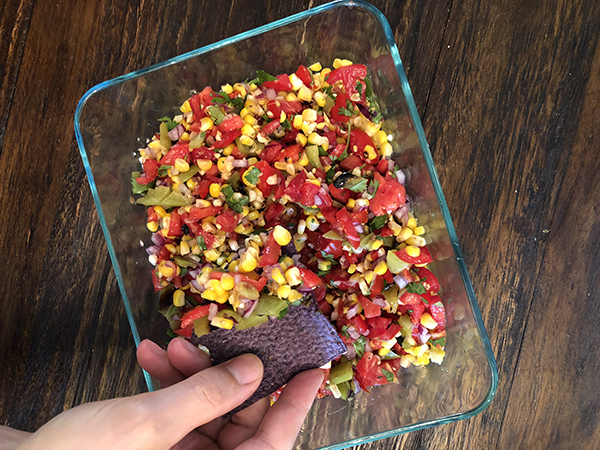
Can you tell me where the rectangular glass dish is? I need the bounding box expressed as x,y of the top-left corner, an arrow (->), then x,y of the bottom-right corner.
74,1 -> 498,448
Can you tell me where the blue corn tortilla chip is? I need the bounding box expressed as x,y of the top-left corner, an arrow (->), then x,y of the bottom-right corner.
191,299 -> 346,416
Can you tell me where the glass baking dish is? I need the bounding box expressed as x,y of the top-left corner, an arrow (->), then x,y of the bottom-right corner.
74,1 -> 498,448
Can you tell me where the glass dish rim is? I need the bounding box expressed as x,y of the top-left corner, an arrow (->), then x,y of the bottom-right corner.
73,0 -> 498,447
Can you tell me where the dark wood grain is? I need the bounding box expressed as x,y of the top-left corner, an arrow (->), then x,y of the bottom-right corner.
1,0 -> 599,449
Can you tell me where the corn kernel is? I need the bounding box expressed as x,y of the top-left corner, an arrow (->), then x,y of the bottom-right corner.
221,83 -> 233,94
297,151 -> 309,166
309,62 -> 322,72
429,347 -> 445,364
241,123 -> 255,137
298,85 -> 312,102
301,121 -> 317,136
228,260 -> 239,272
378,348 -> 390,357
277,285 -> 291,298
407,217 -> 418,229
197,159 -> 213,171
413,226 -> 425,236
374,130 -> 388,147
302,109 -> 318,122
405,246 -> 421,257
173,158 -> 189,173
234,223 -> 245,233
285,267 -> 302,286
346,198 -> 356,209
321,68 -> 332,78
240,107 -> 250,119
239,252 -> 257,272
164,244 -> 176,254
180,100 -> 192,113
209,183 -> 221,198
146,221 -> 159,232
312,91 -> 325,107
373,261 -> 388,275
272,268 -> 286,285
380,142 -> 393,157
348,264 -> 357,274
306,215 -> 319,231
333,58 -> 353,68
217,157 -> 228,172
170,289 -> 185,307
240,135 -> 253,146
220,143 -> 234,156
280,256 -> 294,272
180,131 -> 190,141
204,249 -> 220,262
284,92 -> 298,102
318,259 -> 332,272
364,270 -> 375,285
180,240 -> 190,256
273,225 -> 292,246
407,235 -> 426,247
288,290 -> 303,301
186,179 -> 197,190
211,316 -> 234,329
246,210 -> 260,221
420,313 -> 438,330
289,73 -> 304,90
364,120 -> 381,137
200,117 -> 214,132
363,145 -> 377,161
244,115 -> 257,125
296,133 -> 308,147
154,206 -> 168,218
293,115 -> 303,129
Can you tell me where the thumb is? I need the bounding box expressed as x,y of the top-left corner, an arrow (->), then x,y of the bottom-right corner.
142,353 -> 263,448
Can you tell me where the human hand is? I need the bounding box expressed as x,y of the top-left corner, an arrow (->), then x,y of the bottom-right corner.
3,338 -> 322,450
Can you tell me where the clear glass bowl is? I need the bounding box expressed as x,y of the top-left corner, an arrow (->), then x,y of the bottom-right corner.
74,1 -> 497,448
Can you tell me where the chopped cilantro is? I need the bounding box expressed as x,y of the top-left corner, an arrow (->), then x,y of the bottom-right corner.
372,179 -> 380,196
281,118 -> 292,131
365,77 -> 373,98
326,168 -> 336,183
421,296 -> 430,305
158,165 -> 171,177
320,251 -> 338,263
406,281 -> 426,295
158,116 -> 178,131
196,236 -> 207,251
432,337 -> 446,347
222,184 -> 249,213
179,267 -> 188,277
318,146 -> 329,157
248,69 -> 277,85
278,307 -> 289,319
212,91 -> 231,104
369,214 -> 388,230
323,85 -> 333,96
244,166 -> 262,185
344,177 -> 368,192
353,335 -> 367,359
382,369 -> 395,383
338,106 -> 354,117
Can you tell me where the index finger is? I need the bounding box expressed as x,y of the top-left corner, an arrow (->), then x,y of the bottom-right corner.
236,369 -> 323,450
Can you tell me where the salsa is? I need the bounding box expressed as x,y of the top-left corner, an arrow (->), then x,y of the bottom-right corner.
132,59 -> 446,400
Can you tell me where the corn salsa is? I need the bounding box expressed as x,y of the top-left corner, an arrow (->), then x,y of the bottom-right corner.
132,59 -> 446,399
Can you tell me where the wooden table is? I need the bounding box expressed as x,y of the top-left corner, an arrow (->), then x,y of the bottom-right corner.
1,0 -> 599,448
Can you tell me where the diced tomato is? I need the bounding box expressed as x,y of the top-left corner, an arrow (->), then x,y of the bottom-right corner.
378,323 -> 401,341
335,208 -> 361,249
313,284 -> 327,303
339,154 -> 363,171
359,295 -> 381,319
400,292 -> 422,305
213,130 -> 241,149
367,316 -> 392,339
299,181 -> 321,207
264,202 -> 285,227
324,269 -> 359,291
194,179 -> 211,198
349,315 -> 369,334
379,225 -> 393,237
152,270 -> 165,292
174,323 -> 194,338
147,207 -> 159,223
209,271 -> 268,292
429,300 -> 446,328
355,351 -> 387,391
168,210 -> 183,237
316,235 -> 343,259
330,92 -> 351,123
186,205 -> 222,221
326,64 -> 368,97
205,163 -> 220,177
295,64 -> 312,86
370,275 -> 385,296
259,232 -> 281,267
262,73 -> 293,91
160,143 -> 189,166
276,144 -> 303,163
260,119 -> 281,136
329,184 -> 352,203
190,146 -> 218,162
284,171 -> 307,202
369,172 -> 407,216
376,159 -> 389,174
297,268 -> 322,289
279,99 -> 303,114
215,209 -> 238,233
254,161 -> 280,197
136,159 -> 160,185
349,129 -> 378,163
318,300 -> 333,316
414,267 -> 440,293
329,143 -> 347,160
217,115 -> 244,133
260,142 -> 283,163
179,304 -> 211,329
350,209 -> 368,224
382,270 -> 394,284
395,246 -> 433,265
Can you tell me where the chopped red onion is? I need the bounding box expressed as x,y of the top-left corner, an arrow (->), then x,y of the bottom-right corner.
394,273 -> 409,289
146,245 -> 160,256
346,303 -> 360,319
232,159 -> 249,168
190,279 -> 204,292
395,169 -> 406,185
151,233 -> 165,246
347,325 -> 360,340
241,299 -> 258,318
331,311 -> 339,321
416,324 -> 431,345
188,268 -> 201,278
208,303 -> 218,320
345,343 -> 357,360
354,224 -> 364,234
265,88 -> 277,100
365,341 -> 372,353
145,146 -> 157,159
372,296 -> 387,308
168,124 -> 185,141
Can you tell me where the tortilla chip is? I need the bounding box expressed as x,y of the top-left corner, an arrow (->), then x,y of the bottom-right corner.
191,300 -> 346,415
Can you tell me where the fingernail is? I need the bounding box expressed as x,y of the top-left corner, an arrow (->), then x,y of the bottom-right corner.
145,340 -> 164,356
177,338 -> 199,354
225,354 -> 263,385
